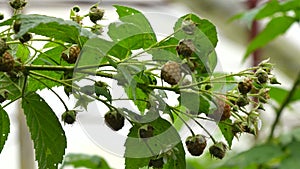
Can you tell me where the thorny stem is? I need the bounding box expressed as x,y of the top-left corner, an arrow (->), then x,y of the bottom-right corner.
268,71 -> 300,142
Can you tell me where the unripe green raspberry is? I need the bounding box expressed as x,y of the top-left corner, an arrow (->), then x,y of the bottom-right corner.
89,6 -> 104,24
209,142 -> 227,159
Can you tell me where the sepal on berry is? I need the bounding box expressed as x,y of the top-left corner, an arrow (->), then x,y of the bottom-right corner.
185,134 -> 207,156
209,142 -> 227,159
104,110 -> 125,131
61,110 -> 77,124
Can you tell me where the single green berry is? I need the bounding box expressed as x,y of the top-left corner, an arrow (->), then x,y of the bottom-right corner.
238,79 -> 252,95
209,142 -> 227,159
104,110 -> 125,131
139,124 -> 154,139
19,33 -> 32,43
236,96 -> 249,107
9,0 -> 27,10
89,6 -> 104,23
161,61 -> 182,85
148,157 -> 164,168
185,134 -> 207,156
176,39 -> 195,58
255,69 -> 269,84
61,110 -> 77,124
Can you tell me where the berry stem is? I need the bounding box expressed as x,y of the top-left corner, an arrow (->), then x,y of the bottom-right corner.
30,74 -> 69,111
171,108 -> 195,136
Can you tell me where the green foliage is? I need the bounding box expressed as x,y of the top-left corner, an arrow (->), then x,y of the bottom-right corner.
0,2 -> 281,169
108,5 -> 157,50
244,16 -> 295,60
270,86 -> 300,105
61,153 -> 111,169
218,119 -> 234,148
233,0 -> 300,60
0,107 -> 9,154
22,92 -> 66,169
125,117 -> 185,169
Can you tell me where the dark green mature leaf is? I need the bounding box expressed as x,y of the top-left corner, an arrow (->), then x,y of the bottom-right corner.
61,153 -> 110,169
0,107 -> 9,154
108,5 -> 157,50
278,141 -> 300,169
14,14 -> 96,44
22,92 -> 66,169
218,119 -> 234,148
244,16 -> 295,60
125,117 -> 185,169
223,143 -> 283,168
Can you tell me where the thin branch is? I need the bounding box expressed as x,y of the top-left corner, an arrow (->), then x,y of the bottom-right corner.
268,71 -> 300,141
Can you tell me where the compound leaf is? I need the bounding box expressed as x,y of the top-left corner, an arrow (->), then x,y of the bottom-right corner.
22,92 -> 66,169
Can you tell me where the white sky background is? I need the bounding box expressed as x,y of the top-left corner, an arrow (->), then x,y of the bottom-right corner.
1,0 -> 298,169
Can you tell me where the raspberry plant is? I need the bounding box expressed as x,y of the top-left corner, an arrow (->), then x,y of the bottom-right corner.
0,1 -> 279,169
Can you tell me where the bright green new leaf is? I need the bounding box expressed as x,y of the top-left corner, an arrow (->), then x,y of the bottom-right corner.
244,16 -> 295,60
125,117 -> 185,169
22,92 -> 67,169
218,119 -> 234,148
0,107 -> 10,154
60,153 -> 111,169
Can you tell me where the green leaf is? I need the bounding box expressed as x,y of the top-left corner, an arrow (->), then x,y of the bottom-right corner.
244,16 -> 295,60
14,44 -> 30,63
269,86 -> 300,105
27,46 -> 66,92
178,91 -> 210,114
0,107 -> 10,154
22,92 -> 66,169
149,37 -> 181,62
174,14 -> 218,73
174,14 -> 218,47
279,141 -> 300,169
15,14 -> 96,44
218,119 -> 234,148
108,5 -> 157,50
223,143 -> 283,168
61,153 -> 110,169
269,86 -> 288,105
0,72 -> 23,101
125,117 -> 185,169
